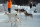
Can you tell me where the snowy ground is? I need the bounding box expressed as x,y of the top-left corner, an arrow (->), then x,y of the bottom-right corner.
0,12 -> 40,27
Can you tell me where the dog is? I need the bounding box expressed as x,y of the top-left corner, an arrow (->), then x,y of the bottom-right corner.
15,9 -> 33,18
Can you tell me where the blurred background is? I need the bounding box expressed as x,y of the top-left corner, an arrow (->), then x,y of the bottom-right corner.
0,0 -> 40,27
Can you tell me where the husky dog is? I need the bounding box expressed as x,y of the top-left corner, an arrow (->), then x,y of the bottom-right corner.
15,9 -> 33,18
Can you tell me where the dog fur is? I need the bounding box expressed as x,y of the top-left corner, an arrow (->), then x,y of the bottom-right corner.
14,9 -> 25,13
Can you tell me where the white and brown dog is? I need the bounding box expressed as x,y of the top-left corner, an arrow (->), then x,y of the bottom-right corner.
14,9 -> 33,18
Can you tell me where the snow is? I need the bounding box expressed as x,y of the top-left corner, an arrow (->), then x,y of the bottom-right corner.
0,3 -> 40,27
0,4 -> 3,6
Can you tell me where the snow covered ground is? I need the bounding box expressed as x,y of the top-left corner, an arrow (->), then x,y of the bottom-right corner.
0,12 -> 40,27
